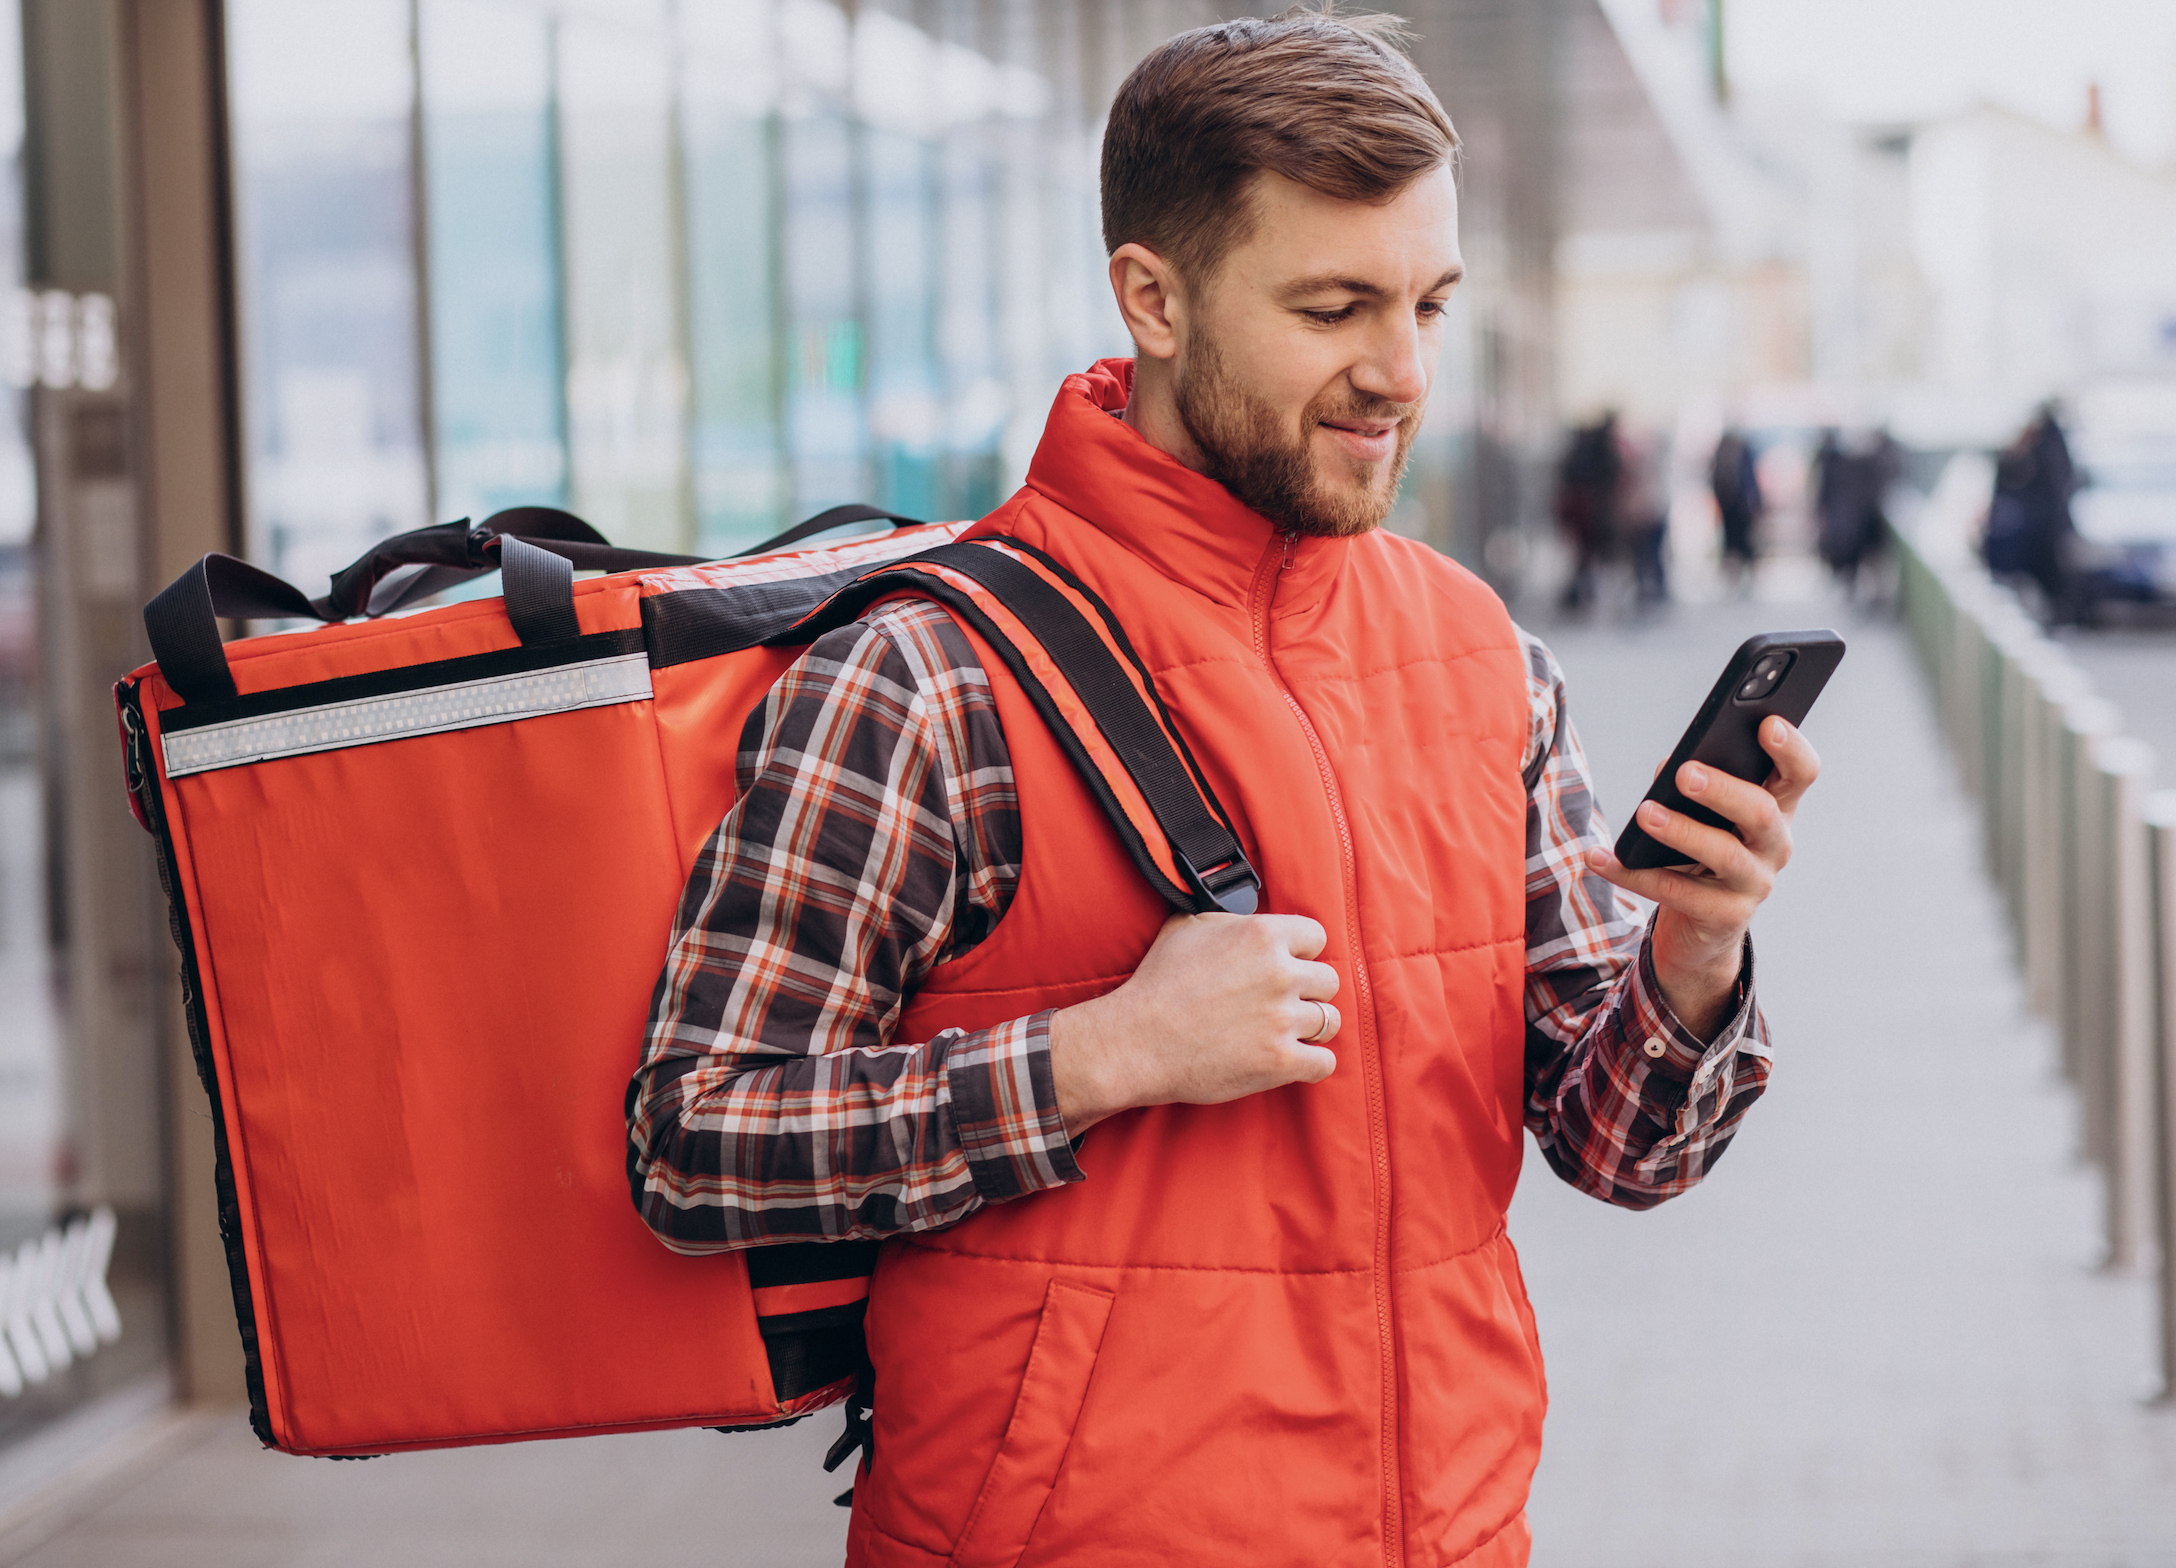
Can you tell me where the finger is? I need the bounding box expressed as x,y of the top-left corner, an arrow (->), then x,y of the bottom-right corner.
1586,846 -> 1758,923
1286,1043 -> 1338,1083
1674,761 -> 1787,858
1633,798 -> 1769,889
1292,958 -> 1341,1002
1289,999 -> 1341,1043
1283,996 -> 1336,1043
1760,717 -> 1822,810
1261,914 -> 1329,961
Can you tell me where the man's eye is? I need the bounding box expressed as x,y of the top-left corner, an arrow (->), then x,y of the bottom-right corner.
1416,300 -> 1447,322
1302,307 -> 1355,326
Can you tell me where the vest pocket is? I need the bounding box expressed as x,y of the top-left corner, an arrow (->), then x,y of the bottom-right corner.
946,1280 -> 1114,1568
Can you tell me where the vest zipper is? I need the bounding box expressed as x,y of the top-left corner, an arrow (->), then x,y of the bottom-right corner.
1246,536 -> 1403,1568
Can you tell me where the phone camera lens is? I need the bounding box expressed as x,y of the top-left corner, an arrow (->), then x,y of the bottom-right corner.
1735,651 -> 1793,703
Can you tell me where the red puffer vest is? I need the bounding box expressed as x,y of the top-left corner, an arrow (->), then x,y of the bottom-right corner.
847,360 -> 1541,1568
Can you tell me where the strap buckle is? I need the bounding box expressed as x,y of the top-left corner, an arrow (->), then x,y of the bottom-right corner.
1189,856 -> 1260,916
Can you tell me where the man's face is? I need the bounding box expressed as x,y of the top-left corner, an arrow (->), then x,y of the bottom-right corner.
1172,166 -> 1462,538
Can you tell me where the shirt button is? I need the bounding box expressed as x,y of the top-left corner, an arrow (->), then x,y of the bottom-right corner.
1642,1035 -> 1668,1059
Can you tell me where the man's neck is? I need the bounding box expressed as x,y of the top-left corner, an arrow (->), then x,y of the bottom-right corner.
1120,354 -> 1215,478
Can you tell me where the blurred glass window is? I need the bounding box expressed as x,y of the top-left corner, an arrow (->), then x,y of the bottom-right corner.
0,0 -> 163,1448
780,0 -> 866,518
682,1 -> 787,553
228,0 -> 1108,569
420,0 -> 568,526
227,0 -> 429,593
557,3 -> 690,553
859,13 -> 940,524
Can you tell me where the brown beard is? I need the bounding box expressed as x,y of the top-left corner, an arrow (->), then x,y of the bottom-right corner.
1172,333 -> 1422,539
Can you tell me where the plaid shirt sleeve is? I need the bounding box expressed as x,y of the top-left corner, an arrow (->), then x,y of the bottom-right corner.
626,600 -> 1080,1253
1516,624 -> 1773,1210
629,606 -> 1772,1252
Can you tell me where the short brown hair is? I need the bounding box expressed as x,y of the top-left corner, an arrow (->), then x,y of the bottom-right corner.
1100,7 -> 1459,286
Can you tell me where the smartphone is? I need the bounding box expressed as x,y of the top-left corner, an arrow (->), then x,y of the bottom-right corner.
1611,630 -> 1846,871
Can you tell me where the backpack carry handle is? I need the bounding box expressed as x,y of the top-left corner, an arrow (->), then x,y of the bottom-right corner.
317,506 -> 707,620
143,507 -> 708,705
730,504 -> 926,560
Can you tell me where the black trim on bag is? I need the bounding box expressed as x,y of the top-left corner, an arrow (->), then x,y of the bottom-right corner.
745,1242 -> 879,1405
755,1302 -> 870,1337
120,682 -> 277,1448
756,1304 -> 870,1403
640,566 -> 878,669
158,628 -> 649,734
745,1239 -> 880,1288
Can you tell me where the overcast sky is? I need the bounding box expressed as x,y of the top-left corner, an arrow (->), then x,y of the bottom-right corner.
1728,0 -> 2176,166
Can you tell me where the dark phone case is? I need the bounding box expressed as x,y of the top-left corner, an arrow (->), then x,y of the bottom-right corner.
1612,630 -> 1846,871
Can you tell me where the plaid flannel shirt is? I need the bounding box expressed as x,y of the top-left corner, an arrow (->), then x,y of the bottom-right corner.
628,600 -> 1771,1251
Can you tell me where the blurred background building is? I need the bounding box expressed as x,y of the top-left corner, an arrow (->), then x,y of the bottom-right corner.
0,0 -> 2171,1518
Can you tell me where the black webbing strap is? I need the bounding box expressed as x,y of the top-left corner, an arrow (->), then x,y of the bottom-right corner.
790,542 -> 1259,915
144,554 -> 323,704
990,536 -> 1248,853
499,536 -> 581,645
730,504 -> 926,560
321,507 -> 709,621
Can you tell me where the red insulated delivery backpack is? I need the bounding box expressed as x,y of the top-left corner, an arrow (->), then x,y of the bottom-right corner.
115,505 -> 1258,1458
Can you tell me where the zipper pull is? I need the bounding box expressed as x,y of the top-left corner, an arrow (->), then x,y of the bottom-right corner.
1281,530 -> 1297,571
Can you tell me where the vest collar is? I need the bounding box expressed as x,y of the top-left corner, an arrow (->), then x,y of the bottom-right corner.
1021,358 -> 1353,614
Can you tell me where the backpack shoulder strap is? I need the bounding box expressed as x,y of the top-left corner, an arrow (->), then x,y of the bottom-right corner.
785,539 -> 1260,917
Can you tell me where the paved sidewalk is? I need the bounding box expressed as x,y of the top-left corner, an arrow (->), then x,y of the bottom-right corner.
1515,583 -> 2176,1565
4,581 -> 2174,1566
0,1408 -> 852,1567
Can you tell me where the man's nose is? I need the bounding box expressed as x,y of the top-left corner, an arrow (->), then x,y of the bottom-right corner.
1350,316 -> 1429,408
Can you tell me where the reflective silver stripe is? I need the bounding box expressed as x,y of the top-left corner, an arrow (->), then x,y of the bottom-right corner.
161,651 -> 654,778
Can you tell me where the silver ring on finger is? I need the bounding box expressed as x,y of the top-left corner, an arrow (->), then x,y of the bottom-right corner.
1302,1000 -> 1335,1044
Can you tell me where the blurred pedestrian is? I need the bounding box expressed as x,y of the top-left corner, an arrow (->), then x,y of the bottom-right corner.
1814,426 -> 1899,601
1553,413 -> 1618,610
1709,426 -> 1762,590
1614,420 -> 1671,607
1983,403 -> 2078,622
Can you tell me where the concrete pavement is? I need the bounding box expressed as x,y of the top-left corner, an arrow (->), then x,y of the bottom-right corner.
1,574 -> 2173,1565
0,1404 -> 852,1567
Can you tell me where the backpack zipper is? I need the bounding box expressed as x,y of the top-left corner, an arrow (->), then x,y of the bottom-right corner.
1246,534 -> 1402,1567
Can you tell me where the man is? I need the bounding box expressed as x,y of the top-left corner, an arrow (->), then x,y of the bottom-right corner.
1986,404 -> 2078,621
1710,424 -> 1762,589
1551,412 -> 1617,611
629,12 -> 1818,1565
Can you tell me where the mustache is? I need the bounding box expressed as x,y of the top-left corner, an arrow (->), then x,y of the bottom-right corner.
1312,394 -> 1424,426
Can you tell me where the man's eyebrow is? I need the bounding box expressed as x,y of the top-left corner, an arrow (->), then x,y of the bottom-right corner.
1280,266 -> 1466,301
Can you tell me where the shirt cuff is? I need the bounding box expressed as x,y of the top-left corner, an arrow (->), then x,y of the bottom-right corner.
1619,925 -> 1763,1087
939,1010 -> 1085,1206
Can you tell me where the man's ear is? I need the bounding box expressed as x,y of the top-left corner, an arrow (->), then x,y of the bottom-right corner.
1109,242 -> 1184,362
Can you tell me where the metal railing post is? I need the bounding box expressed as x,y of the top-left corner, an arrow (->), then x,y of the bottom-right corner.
1997,631 -> 2042,931
2145,789 -> 2176,1397
2023,655 -> 2090,1020
1951,593 -> 1985,798
2141,795 -> 2176,1391
2100,738 -> 2157,1269
2062,699 -> 2121,1137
